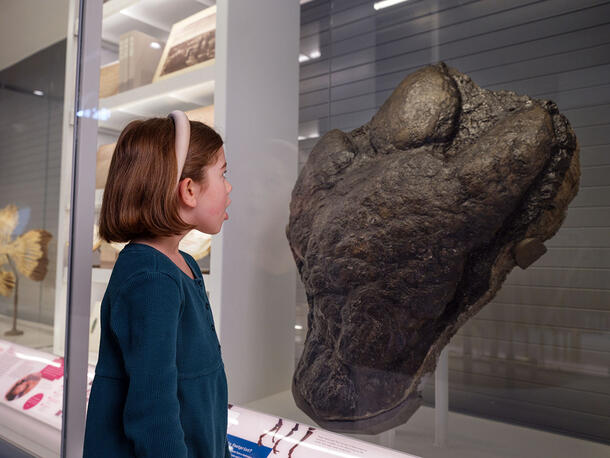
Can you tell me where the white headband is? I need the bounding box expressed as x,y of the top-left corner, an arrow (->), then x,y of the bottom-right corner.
168,110 -> 190,185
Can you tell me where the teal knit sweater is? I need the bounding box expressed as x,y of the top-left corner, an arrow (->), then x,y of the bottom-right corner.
84,243 -> 230,458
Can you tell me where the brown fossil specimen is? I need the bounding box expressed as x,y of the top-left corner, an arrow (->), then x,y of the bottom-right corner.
286,63 -> 580,433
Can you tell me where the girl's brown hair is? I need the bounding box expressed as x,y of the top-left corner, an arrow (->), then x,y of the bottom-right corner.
99,117 -> 223,243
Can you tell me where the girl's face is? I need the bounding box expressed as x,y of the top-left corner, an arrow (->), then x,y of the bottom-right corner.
192,146 -> 232,234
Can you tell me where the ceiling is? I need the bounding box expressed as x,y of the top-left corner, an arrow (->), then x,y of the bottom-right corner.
1,0 -> 314,73
0,0 -> 70,72
0,0 -> 217,72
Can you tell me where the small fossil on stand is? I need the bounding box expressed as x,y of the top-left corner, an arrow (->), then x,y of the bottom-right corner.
287,63 -> 579,434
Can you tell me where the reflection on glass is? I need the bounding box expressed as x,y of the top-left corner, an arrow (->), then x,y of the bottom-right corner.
0,204 -> 52,337
296,0 -> 610,454
0,2 -> 72,453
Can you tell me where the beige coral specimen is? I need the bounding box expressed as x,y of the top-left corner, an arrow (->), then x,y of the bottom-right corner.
0,204 -> 52,296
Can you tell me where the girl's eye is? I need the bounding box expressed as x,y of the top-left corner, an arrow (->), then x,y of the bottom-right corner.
222,170 -> 228,178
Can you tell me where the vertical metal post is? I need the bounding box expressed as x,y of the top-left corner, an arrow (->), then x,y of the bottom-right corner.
434,347 -> 449,447
379,428 -> 396,449
61,0 -> 102,457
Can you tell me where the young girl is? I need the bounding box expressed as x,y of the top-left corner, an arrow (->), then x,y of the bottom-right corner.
84,111 -> 232,458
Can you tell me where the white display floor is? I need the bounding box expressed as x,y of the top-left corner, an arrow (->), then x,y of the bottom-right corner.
1,314 -> 608,457
245,390 -> 609,458
0,315 -> 53,350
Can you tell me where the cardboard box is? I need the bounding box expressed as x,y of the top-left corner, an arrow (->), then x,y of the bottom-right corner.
99,61 -> 119,98
119,30 -> 164,91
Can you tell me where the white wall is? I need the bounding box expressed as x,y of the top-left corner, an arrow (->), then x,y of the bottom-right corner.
214,0 -> 300,404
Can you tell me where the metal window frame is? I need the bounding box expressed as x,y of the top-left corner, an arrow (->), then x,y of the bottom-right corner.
60,0 -> 103,457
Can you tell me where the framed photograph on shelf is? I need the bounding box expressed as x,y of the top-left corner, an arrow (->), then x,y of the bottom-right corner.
153,6 -> 216,82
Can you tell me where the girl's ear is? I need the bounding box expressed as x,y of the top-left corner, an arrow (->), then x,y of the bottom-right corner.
178,178 -> 198,208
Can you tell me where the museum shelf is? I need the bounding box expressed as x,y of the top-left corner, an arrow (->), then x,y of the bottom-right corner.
98,0 -> 216,132
102,0 -> 209,45
98,61 -> 215,131
103,0 -> 139,22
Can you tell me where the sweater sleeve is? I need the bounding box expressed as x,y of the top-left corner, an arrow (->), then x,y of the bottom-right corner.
110,272 -> 187,457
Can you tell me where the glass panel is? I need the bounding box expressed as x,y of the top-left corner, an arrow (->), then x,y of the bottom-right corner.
90,0 -> 217,366
0,1 -> 76,455
294,0 -> 610,456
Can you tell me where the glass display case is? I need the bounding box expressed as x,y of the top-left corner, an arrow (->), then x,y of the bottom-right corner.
292,0 -> 610,456
2,0 -> 302,456
1,0 -> 608,457
0,0 -> 77,454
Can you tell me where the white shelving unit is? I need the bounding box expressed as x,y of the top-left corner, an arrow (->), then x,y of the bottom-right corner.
99,0 -> 216,132
102,0 -> 213,44
54,0 -> 219,360
99,61 -> 215,131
